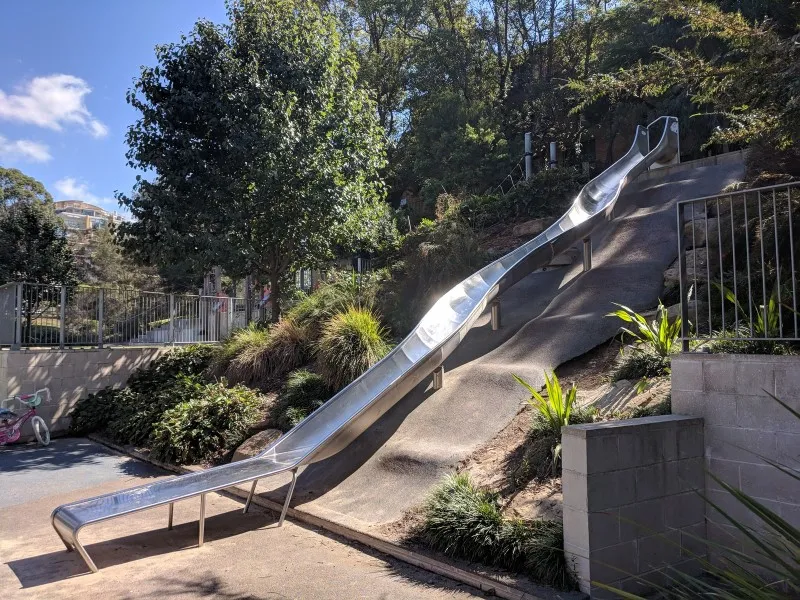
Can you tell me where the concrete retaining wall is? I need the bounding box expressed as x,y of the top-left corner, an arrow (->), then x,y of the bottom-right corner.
562,415 -> 706,598
0,347 -> 170,438
671,353 -> 800,560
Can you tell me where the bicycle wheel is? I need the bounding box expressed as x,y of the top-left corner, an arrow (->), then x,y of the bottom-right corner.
31,416 -> 50,446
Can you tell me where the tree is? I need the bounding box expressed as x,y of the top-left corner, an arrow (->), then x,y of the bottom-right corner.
119,0 -> 387,320
568,0 -> 800,149
72,224 -> 162,289
0,194 -> 76,285
0,167 -> 53,207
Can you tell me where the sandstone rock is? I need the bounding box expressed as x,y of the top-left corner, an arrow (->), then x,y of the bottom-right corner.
512,218 -> 548,238
232,428 -> 282,462
663,248 -> 708,284
684,217 -> 719,249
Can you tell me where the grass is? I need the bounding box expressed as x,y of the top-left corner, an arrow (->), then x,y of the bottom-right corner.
226,319 -> 309,389
418,473 -> 574,590
317,306 -> 391,390
270,369 -> 332,431
612,348 -> 671,382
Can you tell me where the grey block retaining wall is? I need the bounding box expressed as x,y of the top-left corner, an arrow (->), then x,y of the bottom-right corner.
671,353 -> 800,563
562,415 -> 706,598
0,347 -> 171,438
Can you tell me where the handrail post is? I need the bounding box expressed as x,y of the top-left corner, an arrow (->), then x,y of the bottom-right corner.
583,237 -> 592,272
677,202 -> 690,352
490,300 -> 501,331
59,285 -> 67,349
12,283 -> 23,350
169,293 -> 175,345
97,288 -> 104,349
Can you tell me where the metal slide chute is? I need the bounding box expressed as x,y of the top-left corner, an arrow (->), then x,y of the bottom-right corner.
51,117 -> 679,572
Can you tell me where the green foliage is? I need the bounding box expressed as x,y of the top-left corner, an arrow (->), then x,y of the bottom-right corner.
626,397 -> 672,419
512,371 -> 590,482
149,381 -> 265,465
419,474 -> 574,589
68,345 -> 216,441
599,392 -> 799,599
118,0 -> 387,320
317,306 -> 391,390
226,319 -> 309,389
212,324 -> 271,376
0,167 -> 53,206
0,189 -> 76,286
705,338 -> 799,356
457,194 -> 513,230
72,224 -> 159,288
271,369 -> 332,431
612,349 -> 671,382
607,302 -> 682,358
716,282 -> 793,339
286,274 -> 378,338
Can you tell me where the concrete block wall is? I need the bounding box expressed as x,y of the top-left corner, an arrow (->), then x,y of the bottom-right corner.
562,415 -> 706,598
0,347 -> 170,438
672,353 -> 800,559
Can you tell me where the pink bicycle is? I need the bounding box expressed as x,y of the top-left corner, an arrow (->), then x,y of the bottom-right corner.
0,389 -> 50,446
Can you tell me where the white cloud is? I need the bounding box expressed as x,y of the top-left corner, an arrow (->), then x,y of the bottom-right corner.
54,177 -> 116,210
0,134 -> 52,162
0,74 -> 108,138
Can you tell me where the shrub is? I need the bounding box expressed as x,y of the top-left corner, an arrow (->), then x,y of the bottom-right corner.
212,323 -> 270,376
149,381 -> 265,465
271,369 -> 332,431
68,345 -> 215,438
126,344 -> 215,393
105,375 -> 205,445
69,386 -> 126,435
226,318 -> 309,389
511,371 -> 595,483
626,397 -> 671,419
506,167 -> 586,221
612,348 -> 671,382
317,306 -> 391,390
458,193 -> 513,229
419,474 -> 574,589
607,301 -> 682,357
286,274 -> 376,338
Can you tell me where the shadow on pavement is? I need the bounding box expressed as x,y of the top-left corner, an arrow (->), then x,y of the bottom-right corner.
6,509 -> 274,588
0,437 -> 158,479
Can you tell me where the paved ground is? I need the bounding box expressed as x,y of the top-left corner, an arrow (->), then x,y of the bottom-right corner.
250,160 -> 746,532
0,438 -> 485,599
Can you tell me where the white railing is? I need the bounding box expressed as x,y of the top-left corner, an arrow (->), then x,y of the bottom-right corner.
0,283 -> 263,348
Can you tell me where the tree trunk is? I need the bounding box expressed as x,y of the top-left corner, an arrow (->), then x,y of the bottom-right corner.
270,272 -> 281,322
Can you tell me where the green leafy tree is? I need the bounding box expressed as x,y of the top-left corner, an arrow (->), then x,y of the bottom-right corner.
72,224 -> 161,288
0,171 -> 75,285
119,0 -> 386,320
0,167 -> 53,207
569,0 -> 800,149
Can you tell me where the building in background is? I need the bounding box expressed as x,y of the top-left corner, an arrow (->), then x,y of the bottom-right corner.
53,200 -> 124,234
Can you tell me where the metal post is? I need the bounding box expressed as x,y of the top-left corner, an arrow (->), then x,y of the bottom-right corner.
169,293 -> 175,344
59,285 -> 67,349
583,238 -> 592,272
243,480 -> 259,514
12,283 -> 23,350
549,141 -> 557,169
490,300 -> 501,331
278,470 -> 298,527
524,132 -> 532,181
244,275 -> 252,325
168,503 -> 174,530
677,202 -> 690,351
97,288 -> 104,349
198,494 -> 206,546
432,365 -> 444,390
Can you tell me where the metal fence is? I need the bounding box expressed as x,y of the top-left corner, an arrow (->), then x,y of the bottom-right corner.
0,283 -> 262,349
676,181 -> 800,348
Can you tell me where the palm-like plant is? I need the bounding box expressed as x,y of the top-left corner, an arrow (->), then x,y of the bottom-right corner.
513,371 -> 578,472
607,301 -> 682,357
716,282 -> 792,338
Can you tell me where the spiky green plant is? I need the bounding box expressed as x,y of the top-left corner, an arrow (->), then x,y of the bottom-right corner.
607,301 -> 682,357
212,323 -> 271,376
419,473 -> 574,589
715,282 -> 795,339
317,306 -> 391,390
512,371 -> 581,478
226,318 -> 309,389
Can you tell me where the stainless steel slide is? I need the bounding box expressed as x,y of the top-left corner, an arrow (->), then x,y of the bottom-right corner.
51,117 -> 679,572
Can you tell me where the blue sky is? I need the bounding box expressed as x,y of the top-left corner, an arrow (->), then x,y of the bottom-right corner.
0,0 -> 228,214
